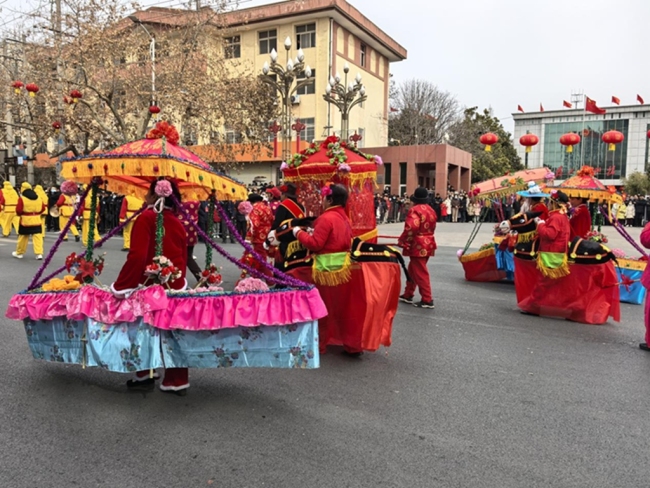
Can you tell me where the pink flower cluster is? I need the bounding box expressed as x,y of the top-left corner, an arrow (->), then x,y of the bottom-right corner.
155,180 -> 173,198
338,163 -> 352,173
60,180 -> 79,196
234,277 -> 270,293
238,201 -> 253,216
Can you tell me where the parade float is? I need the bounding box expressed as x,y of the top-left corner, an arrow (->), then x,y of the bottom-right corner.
458,168 -> 554,282
553,165 -> 645,305
6,122 -> 326,371
279,136 -> 400,352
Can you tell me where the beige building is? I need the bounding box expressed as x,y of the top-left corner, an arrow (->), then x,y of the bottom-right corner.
220,0 -> 406,147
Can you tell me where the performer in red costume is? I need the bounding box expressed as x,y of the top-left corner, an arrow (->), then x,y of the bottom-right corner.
398,187 -> 437,309
639,222 -> 650,351
535,190 -> 571,279
568,196 -> 591,240
293,184 -> 361,355
111,178 -> 189,395
266,187 -> 282,216
241,193 -> 274,277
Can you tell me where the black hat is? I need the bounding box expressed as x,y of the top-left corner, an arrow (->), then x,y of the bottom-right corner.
248,193 -> 263,203
410,187 -> 429,204
550,190 -> 570,204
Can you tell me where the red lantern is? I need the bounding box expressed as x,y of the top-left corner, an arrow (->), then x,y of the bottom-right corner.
479,132 -> 499,152
149,105 -> 161,121
25,83 -> 39,97
602,130 -> 624,151
69,89 -> 83,102
11,80 -> 23,94
560,133 -> 581,153
647,129 -> 650,139
519,133 -> 539,153
52,121 -> 61,132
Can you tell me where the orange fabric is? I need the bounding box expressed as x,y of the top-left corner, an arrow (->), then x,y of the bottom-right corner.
360,261 -> 399,350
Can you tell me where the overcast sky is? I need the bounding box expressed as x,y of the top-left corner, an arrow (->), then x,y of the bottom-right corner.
242,0 -> 649,132
2,0 -> 647,133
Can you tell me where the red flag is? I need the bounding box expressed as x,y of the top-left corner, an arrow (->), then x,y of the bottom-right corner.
517,105 -> 524,113
540,103 -> 544,112
638,94 -> 645,104
612,96 -> 620,105
390,106 -> 399,113
563,100 -> 572,108
585,97 -> 606,115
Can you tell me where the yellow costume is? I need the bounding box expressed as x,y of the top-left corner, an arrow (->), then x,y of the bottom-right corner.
0,181 -> 20,236
119,193 -> 144,250
57,193 -> 80,240
14,182 -> 44,259
34,185 -> 49,235
81,189 -> 101,246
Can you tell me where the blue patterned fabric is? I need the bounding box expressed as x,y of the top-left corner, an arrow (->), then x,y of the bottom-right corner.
495,246 -> 515,281
23,319 -> 319,372
615,268 -> 647,305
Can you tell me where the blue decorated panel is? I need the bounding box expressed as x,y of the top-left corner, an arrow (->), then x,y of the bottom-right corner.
615,267 -> 647,305
22,319 -> 319,372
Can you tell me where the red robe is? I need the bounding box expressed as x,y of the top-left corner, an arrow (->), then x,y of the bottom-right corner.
247,202 -> 273,246
537,209 -> 570,254
113,208 -> 187,291
398,203 -> 438,257
570,204 -> 591,240
296,206 -> 352,254
532,202 -> 549,222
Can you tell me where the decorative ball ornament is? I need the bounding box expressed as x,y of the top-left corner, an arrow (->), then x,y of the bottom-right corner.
69,89 -> 83,102
560,132 -> 581,153
519,133 -> 539,153
479,133 -> 499,152
25,83 -> 39,97
52,121 -> 62,132
602,130 -> 624,151
149,105 -> 161,119
11,80 -> 24,95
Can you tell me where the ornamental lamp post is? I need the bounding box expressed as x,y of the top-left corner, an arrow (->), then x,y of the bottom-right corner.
322,62 -> 367,141
261,36 -> 312,162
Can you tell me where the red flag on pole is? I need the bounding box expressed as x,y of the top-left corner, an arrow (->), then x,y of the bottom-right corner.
517,105 -> 524,113
638,94 -> 645,105
612,96 -> 621,105
540,103 -> 544,112
563,100 -> 572,108
585,97 -> 606,115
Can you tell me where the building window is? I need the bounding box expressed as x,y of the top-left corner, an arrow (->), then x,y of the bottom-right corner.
259,29 -> 277,55
399,162 -> 407,196
542,119 -> 629,180
360,43 -> 367,67
384,162 -> 392,189
224,36 -> 241,59
296,23 -> 316,49
300,117 -> 315,142
224,125 -> 243,144
296,69 -> 315,95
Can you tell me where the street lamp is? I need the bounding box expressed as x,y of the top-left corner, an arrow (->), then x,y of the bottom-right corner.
129,16 -> 156,107
260,36 -> 312,162
322,62 -> 367,141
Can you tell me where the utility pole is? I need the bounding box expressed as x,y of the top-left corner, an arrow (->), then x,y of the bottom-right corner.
53,0 -> 64,182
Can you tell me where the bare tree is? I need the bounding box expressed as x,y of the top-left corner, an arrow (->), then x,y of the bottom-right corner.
1,0 -> 276,166
388,79 -> 461,145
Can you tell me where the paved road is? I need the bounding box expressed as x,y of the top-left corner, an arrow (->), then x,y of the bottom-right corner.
0,227 -> 648,487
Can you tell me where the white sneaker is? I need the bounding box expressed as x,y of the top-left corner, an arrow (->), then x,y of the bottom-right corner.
12,252 -> 23,259
36,254 -> 43,260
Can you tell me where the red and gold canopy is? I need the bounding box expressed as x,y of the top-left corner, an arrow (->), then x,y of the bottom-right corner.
556,165 -> 623,204
61,122 -> 247,201
282,136 -> 381,241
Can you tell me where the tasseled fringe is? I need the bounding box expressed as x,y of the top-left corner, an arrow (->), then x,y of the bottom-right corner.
517,231 -> 537,243
536,252 -> 570,279
312,253 -> 352,286
284,171 -> 376,188
286,239 -> 304,258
